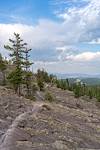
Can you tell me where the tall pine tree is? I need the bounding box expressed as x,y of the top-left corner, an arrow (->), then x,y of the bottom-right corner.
4,33 -> 27,95
23,48 -> 33,96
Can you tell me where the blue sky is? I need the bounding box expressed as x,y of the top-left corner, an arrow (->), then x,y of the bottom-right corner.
0,0 -> 55,24
0,0 -> 100,74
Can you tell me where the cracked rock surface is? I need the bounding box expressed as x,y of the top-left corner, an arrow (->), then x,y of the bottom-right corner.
0,86 -> 100,150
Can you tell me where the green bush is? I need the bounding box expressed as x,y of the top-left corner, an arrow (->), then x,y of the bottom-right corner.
56,79 -> 69,90
37,79 -> 44,91
45,92 -> 54,102
74,85 -> 81,98
96,91 -> 100,102
32,83 -> 38,92
88,90 -> 93,99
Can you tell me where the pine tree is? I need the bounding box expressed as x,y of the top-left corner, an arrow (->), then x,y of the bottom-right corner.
0,53 -> 7,85
74,83 -> 81,98
23,48 -> 33,96
66,79 -> 70,90
36,69 -> 44,91
4,33 -> 27,95
88,90 -> 93,99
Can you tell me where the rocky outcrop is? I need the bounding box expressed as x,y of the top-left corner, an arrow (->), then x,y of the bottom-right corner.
0,86 -> 100,150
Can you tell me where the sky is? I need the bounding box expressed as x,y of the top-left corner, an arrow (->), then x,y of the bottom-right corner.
0,0 -> 100,74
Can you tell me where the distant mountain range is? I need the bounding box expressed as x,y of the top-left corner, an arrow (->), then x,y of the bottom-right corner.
53,73 -> 100,85
54,73 -> 100,79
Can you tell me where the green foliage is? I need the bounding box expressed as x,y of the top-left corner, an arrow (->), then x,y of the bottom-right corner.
32,83 -> 38,92
36,69 -> 57,90
4,33 -> 26,94
74,84 -> 81,98
61,80 -> 67,90
66,79 -> 70,90
72,82 -> 87,98
36,69 -> 50,82
7,67 -> 23,94
56,79 -> 70,90
23,71 -> 33,96
36,69 -> 56,83
4,33 -> 27,68
0,53 -> 7,85
56,79 -> 61,88
0,54 -> 6,71
67,80 -> 100,101
4,33 -> 33,96
45,92 -> 54,102
23,48 -> 33,71
88,90 -> 93,99
22,48 -> 33,96
96,89 -> 100,102
37,79 -> 44,91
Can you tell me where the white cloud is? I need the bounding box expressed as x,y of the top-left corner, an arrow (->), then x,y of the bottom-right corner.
0,0 -> 100,73
88,38 -> 100,44
56,45 -> 78,61
66,51 -> 100,62
1,0 -> 100,58
33,60 -> 100,74
1,0 -> 100,52
57,0 -> 100,43
0,22 -> 59,56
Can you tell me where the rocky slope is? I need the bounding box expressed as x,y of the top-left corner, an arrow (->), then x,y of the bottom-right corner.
0,86 -> 100,150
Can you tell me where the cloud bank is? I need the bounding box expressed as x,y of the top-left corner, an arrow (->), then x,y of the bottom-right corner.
0,0 -> 100,73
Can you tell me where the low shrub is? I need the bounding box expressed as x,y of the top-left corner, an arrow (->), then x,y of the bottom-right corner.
45,92 -> 54,102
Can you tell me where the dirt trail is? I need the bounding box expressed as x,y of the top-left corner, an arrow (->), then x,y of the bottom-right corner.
0,102 -> 44,150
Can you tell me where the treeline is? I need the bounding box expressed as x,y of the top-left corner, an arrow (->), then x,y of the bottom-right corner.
73,83 -> 100,102
55,78 -> 100,102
